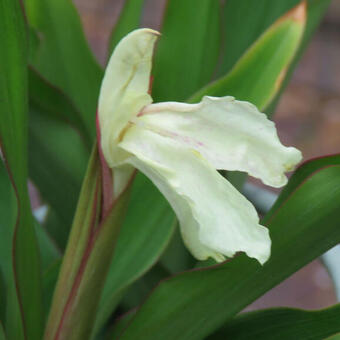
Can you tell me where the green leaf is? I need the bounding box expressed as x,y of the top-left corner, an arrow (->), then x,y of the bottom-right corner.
116,165 -> 340,340
29,104 -> 89,248
0,322 -> 6,340
45,147 -> 133,339
189,2 -> 306,110
28,70 -> 91,247
42,260 -> 60,316
44,147 -> 102,339
34,220 -> 61,272
0,1 -> 43,338
108,0 -> 145,55
218,0 -> 328,76
93,174 -> 175,333
152,0 -> 221,102
218,0 -> 303,75
266,0 -> 331,113
24,0 -> 103,137
120,264 -> 171,312
28,68 -> 91,145
0,162 -> 23,340
208,306 -> 340,340
267,154 -> 340,219
43,259 -> 61,316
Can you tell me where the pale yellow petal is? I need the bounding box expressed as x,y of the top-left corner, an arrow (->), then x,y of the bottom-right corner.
98,28 -> 159,167
138,96 -> 302,187
119,125 -> 271,264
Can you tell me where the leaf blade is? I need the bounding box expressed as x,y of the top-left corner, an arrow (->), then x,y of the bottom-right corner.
117,165 -> 340,340
189,2 -> 306,110
208,306 -> 340,340
152,0 -> 221,102
0,1 -> 44,338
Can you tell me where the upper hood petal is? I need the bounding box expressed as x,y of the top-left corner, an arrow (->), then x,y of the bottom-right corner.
98,28 -> 159,167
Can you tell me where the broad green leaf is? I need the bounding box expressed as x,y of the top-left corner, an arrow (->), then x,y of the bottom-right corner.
94,174 -> 175,333
106,311 -> 135,340
24,0 -> 103,137
0,1 -> 43,339
116,165 -> 340,340
267,154 -> 340,219
189,2 -> 306,110
208,306 -> 340,340
326,334 -> 340,340
152,0 -> 221,102
119,265 -> 170,311
160,227 -> 195,274
108,0 -> 145,55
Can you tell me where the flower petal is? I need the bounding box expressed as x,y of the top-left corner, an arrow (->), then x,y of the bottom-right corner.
119,125 -> 271,264
138,96 -> 302,187
98,28 -> 159,167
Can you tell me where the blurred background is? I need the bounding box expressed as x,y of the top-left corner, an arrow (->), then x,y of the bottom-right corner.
71,0 -> 340,310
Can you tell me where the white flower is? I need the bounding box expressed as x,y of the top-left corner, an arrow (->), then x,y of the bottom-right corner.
98,29 -> 302,265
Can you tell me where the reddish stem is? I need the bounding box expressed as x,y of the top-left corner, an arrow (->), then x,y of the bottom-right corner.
96,112 -> 113,219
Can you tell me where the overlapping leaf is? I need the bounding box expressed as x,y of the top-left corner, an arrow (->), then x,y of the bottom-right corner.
29,103 -> 89,248
152,0 -> 221,102
114,165 -> 340,340
93,174 -> 175,333
24,0 -> 103,137
190,2 -> 305,110
208,305 -> 340,340
218,0 -> 330,87
267,154 -> 340,219
0,1 -> 43,339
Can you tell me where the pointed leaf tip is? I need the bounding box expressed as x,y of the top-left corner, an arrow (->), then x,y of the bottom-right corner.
283,1 -> 307,24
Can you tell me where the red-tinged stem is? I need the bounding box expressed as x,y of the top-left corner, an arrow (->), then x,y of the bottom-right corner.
53,179 -> 101,340
96,112 -> 113,219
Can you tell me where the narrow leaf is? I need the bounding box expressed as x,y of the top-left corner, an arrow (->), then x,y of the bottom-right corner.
28,68 -> 92,247
24,0 -> 103,137
28,68 -> 91,144
189,2 -> 306,110
93,174 -> 175,333
152,0 -> 221,102
44,148 -> 132,339
0,1 -> 43,338
0,323 -> 6,340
